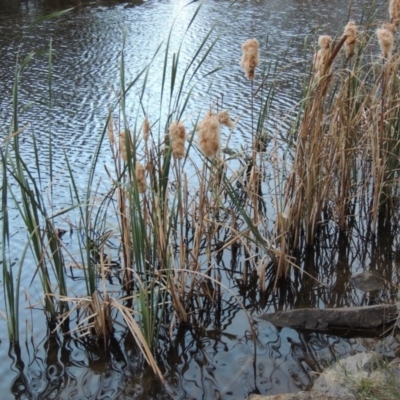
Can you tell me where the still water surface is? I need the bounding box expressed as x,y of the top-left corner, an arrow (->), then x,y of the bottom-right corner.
1,0 -> 399,399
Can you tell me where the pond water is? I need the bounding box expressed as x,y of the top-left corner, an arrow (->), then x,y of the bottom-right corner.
1,0 -> 400,399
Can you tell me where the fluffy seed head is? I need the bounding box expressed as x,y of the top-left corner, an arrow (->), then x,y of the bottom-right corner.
135,162 -> 146,193
169,122 -> 187,159
197,112 -> 221,158
172,138 -> 185,159
377,27 -> 394,58
390,0 -> 400,27
119,130 -> 133,162
318,35 -> 333,50
313,35 -> 333,78
343,21 -> 357,58
240,38 -> 260,80
169,121 -> 187,141
384,22 -> 397,35
217,110 -> 235,129
108,120 -> 115,144
142,118 -> 150,142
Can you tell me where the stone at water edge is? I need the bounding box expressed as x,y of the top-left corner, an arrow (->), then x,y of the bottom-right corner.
312,352 -> 400,399
350,271 -> 383,292
247,393 -> 350,399
258,304 -> 398,335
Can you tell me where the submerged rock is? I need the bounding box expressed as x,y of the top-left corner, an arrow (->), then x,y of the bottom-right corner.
248,394 -> 347,399
350,272 -> 383,292
258,304 -> 398,337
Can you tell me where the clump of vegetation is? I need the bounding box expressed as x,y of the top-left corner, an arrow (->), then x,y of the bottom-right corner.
2,0 -> 400,388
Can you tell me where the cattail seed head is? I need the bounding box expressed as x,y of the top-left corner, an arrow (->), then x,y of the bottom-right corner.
313,35 -> 333,78
142,118 -> 150,142
240,38 -> 260,80
172,138 -> 185,159
197,111 -> 221,158
384,22 -> 397,35
390,0 -> 400,27
119,130 -> 132,162
169,121 -> 187,141
135,162 -> 146,193
169,121 -> 187,159
217,110 -> 235,129
377,27 -> 394,58
318,35 -> 332,50
343,21 -> 357,58
108,120 -> 115,144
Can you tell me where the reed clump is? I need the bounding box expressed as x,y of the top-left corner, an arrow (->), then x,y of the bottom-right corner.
273,0 -> 400,274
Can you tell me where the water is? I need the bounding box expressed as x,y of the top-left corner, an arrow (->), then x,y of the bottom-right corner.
1,0 -> 399,399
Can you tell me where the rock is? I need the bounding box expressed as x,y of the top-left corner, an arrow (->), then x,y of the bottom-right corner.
258,305 -> 397,337
247,353 -> 400,400
312,352 -> 400,399
350,272 -> 383,292
247,393 -> 347,399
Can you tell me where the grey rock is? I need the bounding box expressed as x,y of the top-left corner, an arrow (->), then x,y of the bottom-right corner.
258,305 -> 397,336
247,353 -> 400,400
350,272 -> 383,292
312,352 -> 400,399
248,393 -> 347,400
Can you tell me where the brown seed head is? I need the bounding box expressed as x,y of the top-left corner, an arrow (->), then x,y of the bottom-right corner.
172,138 -> 185,159
135,162 -> 146,193
390,0 -> 400,27
318,35 -> 333,50
197,112 -> 221,158
343,21 -> 357,58
169,121 -> 187,142
377,27 -> 394,58
142,118 -> 150,142
313,35 -> 333,78
240,38 -> 260,80
384,22 -> 397,35
217,110 -> 235,129
108,120 -> 115,145
119,130 -> 132,162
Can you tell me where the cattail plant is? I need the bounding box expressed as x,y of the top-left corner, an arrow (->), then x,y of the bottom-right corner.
377,27 -> 394,59
240,38 -> 259,80
343,21 -> 357,58
197,111 -> 221,158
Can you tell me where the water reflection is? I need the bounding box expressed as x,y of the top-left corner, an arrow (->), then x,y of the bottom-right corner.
8,307 -> 396,399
